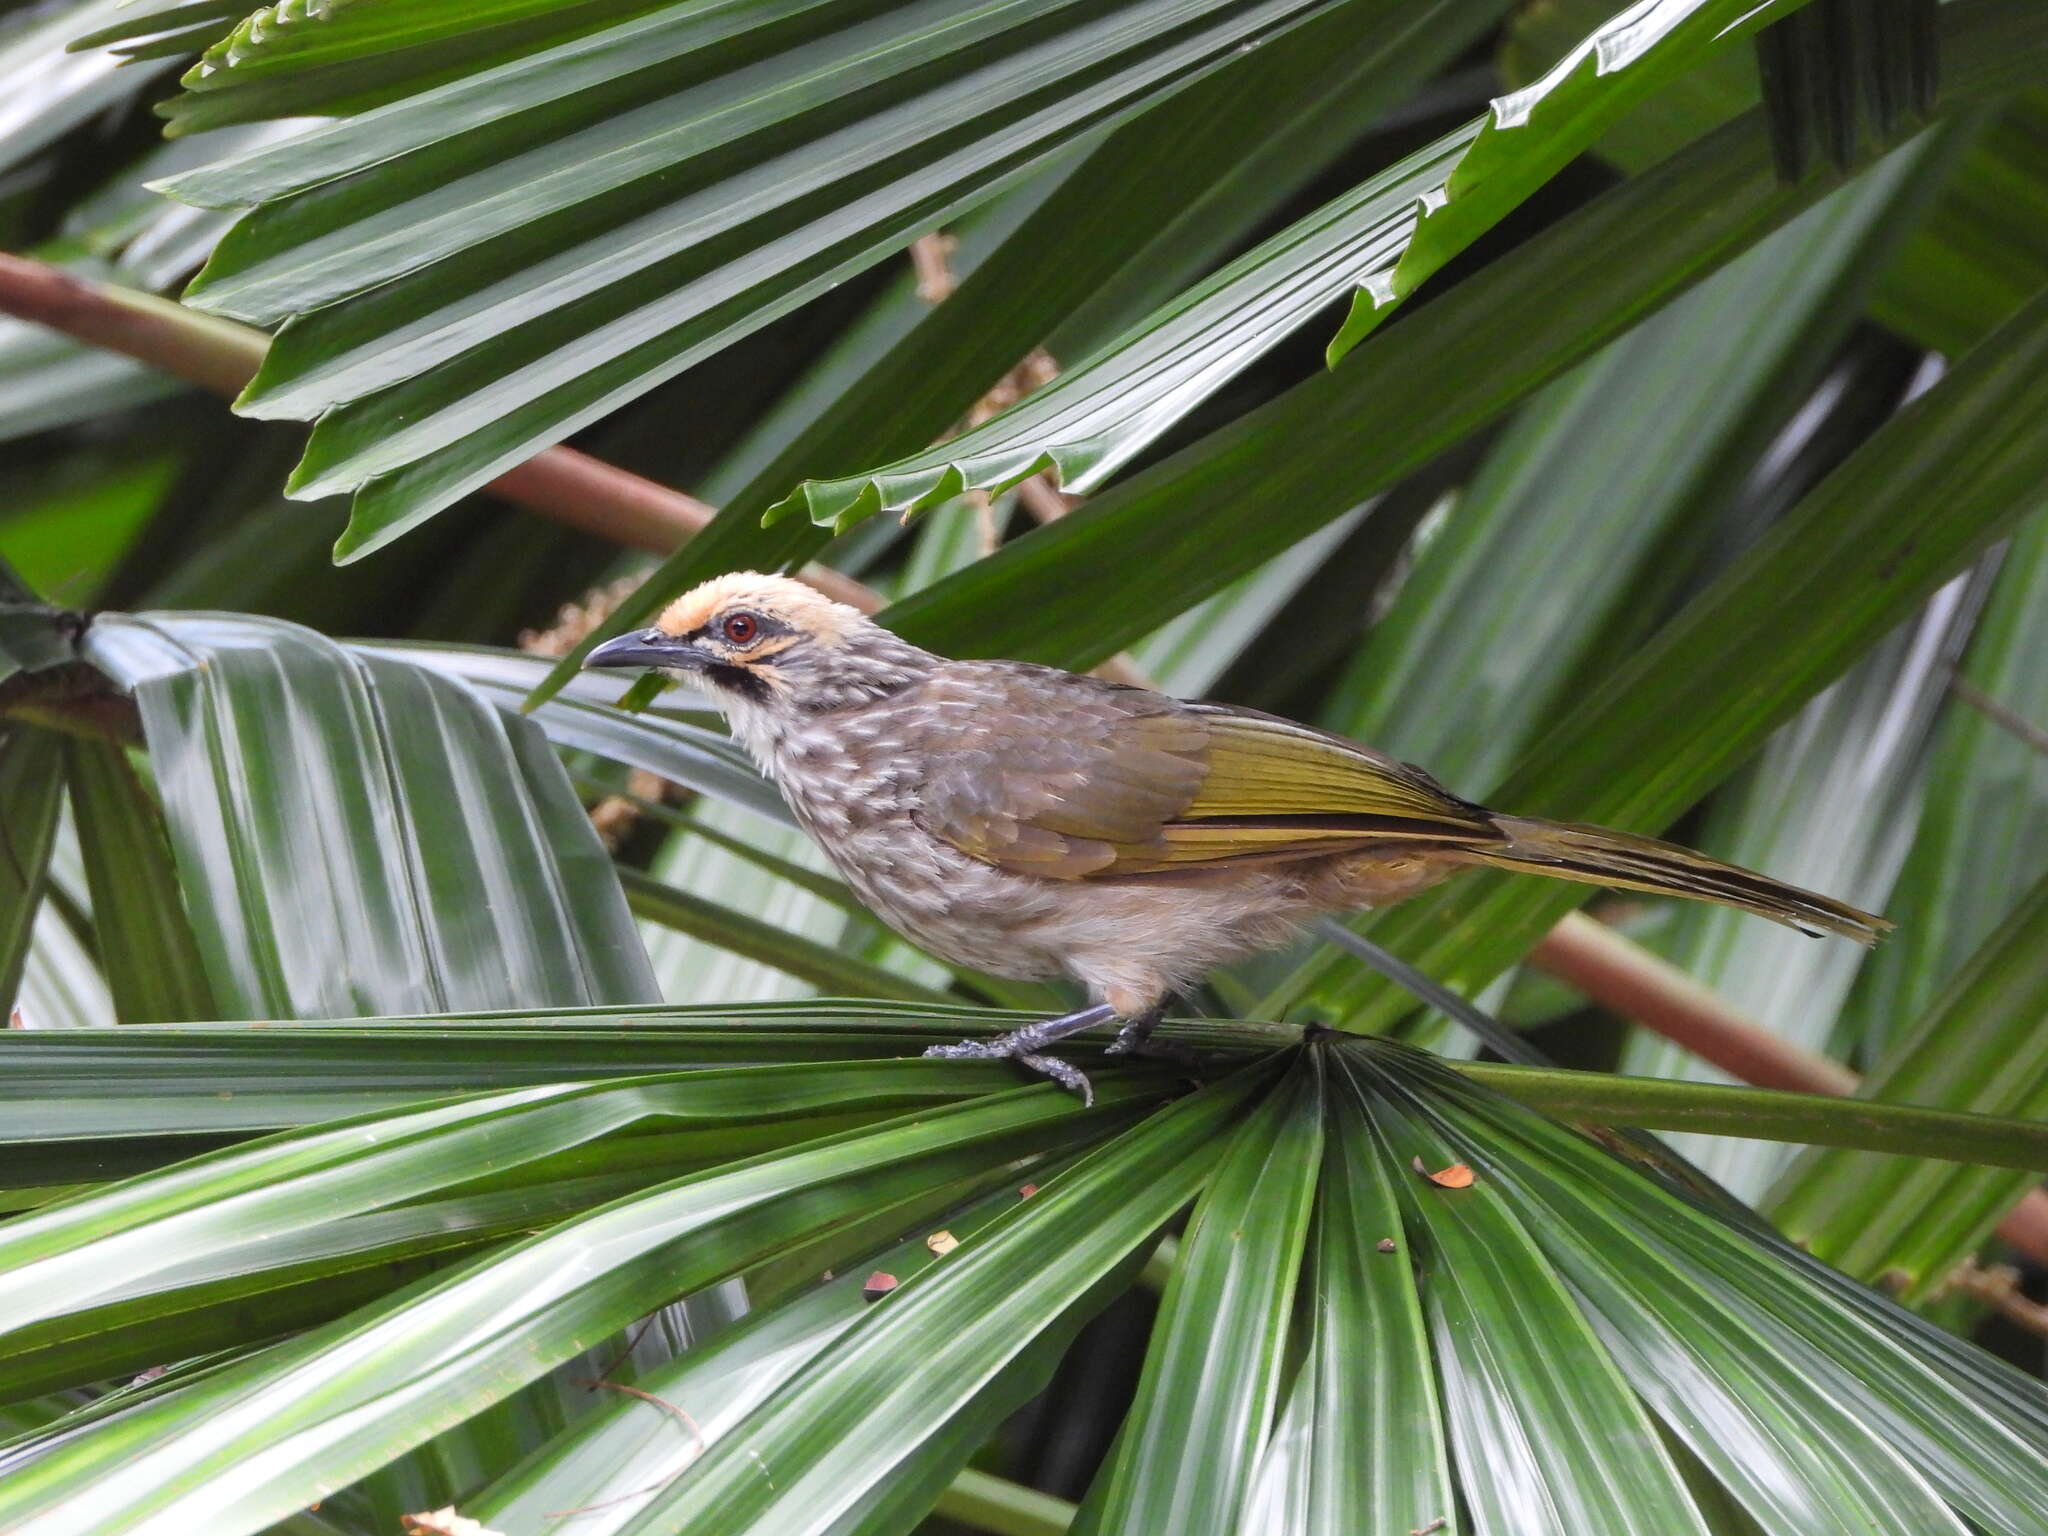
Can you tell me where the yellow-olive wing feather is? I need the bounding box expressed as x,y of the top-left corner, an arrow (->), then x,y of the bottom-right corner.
1125,706 -> 1501,873
914,668 -> 1499,880
1182,708 -> 1489,824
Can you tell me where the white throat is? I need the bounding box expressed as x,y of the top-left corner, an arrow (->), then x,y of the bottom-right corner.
689,681 -> 787,775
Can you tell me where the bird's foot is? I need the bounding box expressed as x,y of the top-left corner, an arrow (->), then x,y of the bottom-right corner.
1102,1007 -> 1199,1069
922,1002 -> 1118,1106
1108,1035 -> 1201,1070
922,1035 -> 1098,1106
1018,1052 -> 1093,1102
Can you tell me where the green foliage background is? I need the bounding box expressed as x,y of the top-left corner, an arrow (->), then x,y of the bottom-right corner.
0,1 -> 2045,1531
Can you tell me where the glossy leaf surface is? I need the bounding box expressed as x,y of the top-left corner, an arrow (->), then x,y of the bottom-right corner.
1620,587 -> 1972,1197
1321,151 -> 1939,797
1279,275 -> 2048,1026
0,1077 -> 1166,1533
1241,1055 -> 1449,1533
777,0 -> 1846,530
159,0 -> 1350,556
81,613 -> 656,1016
1770,873 -> 2048,1298
0,728 -> 62,1012
60,737 -> 214,1023
1072,1055 -> 1319,1534
611,1068 -> 1265,1534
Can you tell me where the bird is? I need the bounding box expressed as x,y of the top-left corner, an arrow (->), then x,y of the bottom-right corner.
585,572 -> 1888,1100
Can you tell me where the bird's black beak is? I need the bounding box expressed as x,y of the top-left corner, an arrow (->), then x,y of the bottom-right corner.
582,629 -> 710,671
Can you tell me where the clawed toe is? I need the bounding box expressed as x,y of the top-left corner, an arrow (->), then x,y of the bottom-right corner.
1102,1007 -> 1188,1064
918,1004 -> 1199,1101
922,1005 -> 1118,1103
923,1034 -> 1095,1104
923,1038 -> 1004,1061
1019,1053 -> 1093,1105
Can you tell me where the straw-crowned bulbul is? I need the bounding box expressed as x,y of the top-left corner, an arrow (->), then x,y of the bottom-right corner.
587,573 -> 1884,1098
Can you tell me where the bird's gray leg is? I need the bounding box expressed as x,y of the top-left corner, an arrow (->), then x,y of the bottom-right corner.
923,1002 -> 1118,1105
1104,1004 -> 1164,1057
1104,1004 -> 1200,1068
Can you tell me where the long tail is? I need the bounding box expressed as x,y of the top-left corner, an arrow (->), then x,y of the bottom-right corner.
1461,817 -> 1891,944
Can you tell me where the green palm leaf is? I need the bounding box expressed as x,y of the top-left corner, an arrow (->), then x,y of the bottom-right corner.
1877,94 -> 2048,351
7,982 -> 2048,1528
528,0 -> 1497,699
82,612 -> 655,1014
153,0 -> 1349,558
1240,1064 -> 1447,1534
1846,508 -> 2048,1046
771,0 -> 1892,535
1385,1098 -> 1714,1534
1276,273 -> 2048,1026
1362,1041 -> 2048,1532
0,1055 -> 1106,1394
767,126 -> 1476,533
461,1166 -> 1086,1532
6,4 -> 2048,1528
364,641 -> 787,822
1071,1056 -> 1320,1534
622,866 -> 954,1003
612,1068 -> 1267,1534
0,0 -> 180,178
0,727 -> 61,1009
874,117 -> 1963,668
1770,872 -> 2048,1298
59,737 -> 214,1023
0,1073 -> 1168,1532
1612,583 -> 1971,1185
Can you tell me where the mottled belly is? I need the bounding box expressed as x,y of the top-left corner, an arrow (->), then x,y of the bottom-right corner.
790,805 -> 1068,981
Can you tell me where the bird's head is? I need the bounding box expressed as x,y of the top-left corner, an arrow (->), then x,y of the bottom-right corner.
583,572 -> 933,737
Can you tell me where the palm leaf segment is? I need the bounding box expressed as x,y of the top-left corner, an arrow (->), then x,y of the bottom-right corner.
4,1024 -> 2046,1533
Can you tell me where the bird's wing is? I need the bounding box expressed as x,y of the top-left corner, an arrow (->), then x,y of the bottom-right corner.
914,669 -> 1500,880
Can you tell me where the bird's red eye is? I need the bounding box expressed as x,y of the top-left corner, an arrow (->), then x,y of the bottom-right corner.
722,613 -> 758,644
